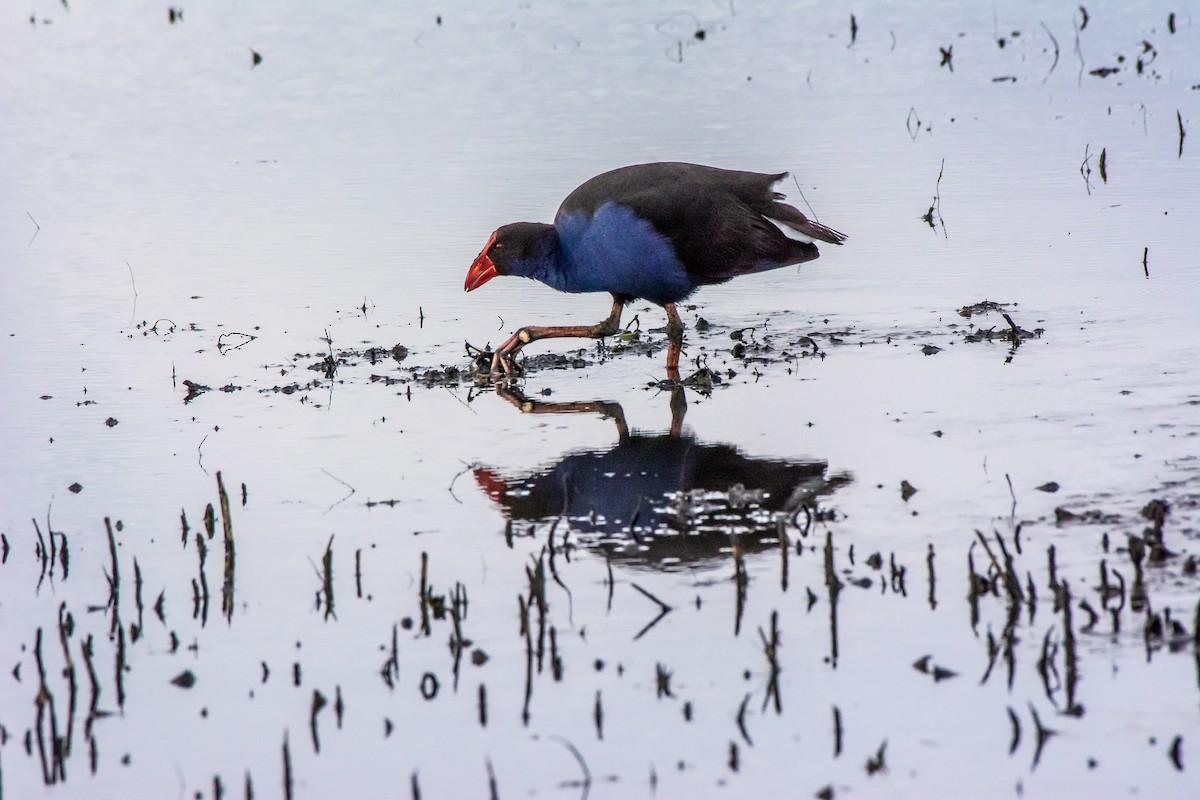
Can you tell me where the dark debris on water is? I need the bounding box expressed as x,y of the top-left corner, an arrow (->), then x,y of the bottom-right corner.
180,302 -> 1053,404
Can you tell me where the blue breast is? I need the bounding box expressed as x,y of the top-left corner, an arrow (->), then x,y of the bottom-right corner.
549,202 -> 693,305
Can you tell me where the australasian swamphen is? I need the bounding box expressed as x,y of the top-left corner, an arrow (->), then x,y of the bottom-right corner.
464,162 -> 846,376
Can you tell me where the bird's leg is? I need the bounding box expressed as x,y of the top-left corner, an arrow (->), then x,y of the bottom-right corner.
493,385 -> 630,439
491,298 -> 624,376
664,302 -> 685,380
668,385 -> 687,437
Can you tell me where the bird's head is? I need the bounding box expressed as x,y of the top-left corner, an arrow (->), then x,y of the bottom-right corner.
464,222 -> 557,291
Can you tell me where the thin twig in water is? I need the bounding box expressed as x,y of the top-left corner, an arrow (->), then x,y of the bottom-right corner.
906,107 -> 922,141
1142,247 -> 1149,278
217,332 -> 257,353
27,212 -> 41,246
547,735 -> 592,799
126,261 -> 138,324
630,582 -> 672,640
1005,473 -> 1018,521
790,175 -> 821,224
444,387 -> 478,415
319,468 -> 356,511
446,462 -> 474,504
1072,14 -> 1086,86
1039,23 -> 1059,83
1178,110 -> 1186,158
921,159 -> 946,238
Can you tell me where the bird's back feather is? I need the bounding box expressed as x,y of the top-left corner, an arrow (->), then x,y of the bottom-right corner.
556,162 -> 843,292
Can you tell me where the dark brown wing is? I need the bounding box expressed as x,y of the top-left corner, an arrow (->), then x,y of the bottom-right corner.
557,162 -> 843,285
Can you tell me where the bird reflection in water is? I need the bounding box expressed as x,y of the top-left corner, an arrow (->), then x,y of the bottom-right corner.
474,386 -> 850,571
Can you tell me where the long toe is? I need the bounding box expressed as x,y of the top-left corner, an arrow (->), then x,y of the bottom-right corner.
491,352 -> 520,379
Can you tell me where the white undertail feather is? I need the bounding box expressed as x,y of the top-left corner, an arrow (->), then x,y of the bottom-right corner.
768,217 -> 815,243
767,216 -> 847,245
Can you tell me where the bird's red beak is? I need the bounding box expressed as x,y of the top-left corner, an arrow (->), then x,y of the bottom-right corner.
464,233 -> 498,292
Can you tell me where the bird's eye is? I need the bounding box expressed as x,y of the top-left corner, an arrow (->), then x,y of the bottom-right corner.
493,243 -> 504,251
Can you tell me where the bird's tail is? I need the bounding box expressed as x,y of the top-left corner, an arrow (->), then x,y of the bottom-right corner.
766,201 -> 847,245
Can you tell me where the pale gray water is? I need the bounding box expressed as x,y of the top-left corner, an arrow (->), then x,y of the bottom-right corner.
2,2 -> 1198,798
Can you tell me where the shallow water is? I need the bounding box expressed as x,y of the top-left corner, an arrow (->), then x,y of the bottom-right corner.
2,2 -> 1199,798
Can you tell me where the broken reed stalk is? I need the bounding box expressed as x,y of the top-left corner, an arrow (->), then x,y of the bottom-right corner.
81,634 -> 100,732
310,689 -> 327,753
824,530 -> 842,666
889,553 -> 907,596
759,610 -> 782,713
593,690 -> 603,740
451,582 -> 468,688
778,524 -> 790,592
992,532 -> 1025,603
521,595 -> 534,726
544,527 -> 573,617
736,693 -> 753,745
45,514 -> 59,577
967,544 -> 983,631
733,547 -> 748,636
1060,580 -> 1081,715
1028,702 -> 1055,769
604,555 -> 614,613
34,627 -> 65,784
926,543 -> 937,610
1000,313 -> 1023,345
57,528 -> 69,581
1080,144 -> 1094,194
195,532 -> 210,625
114,620 -> 127,710
217,471 -> 236,622
526,551 -> 548,672
353,548 -> 364,599
549,626 -> 562,681
486,757 -> 499,799
419,552 -> 431,636
380,623 -> 399,689
131,559 -> 145,642
321,535 -> 335,621
105,518 -> 120,632
1193,599 -> 1200,691
832,705 -> 843,757
1007,706 -> 1022,755
33,518 -> 49,590
282,731 -> 294,800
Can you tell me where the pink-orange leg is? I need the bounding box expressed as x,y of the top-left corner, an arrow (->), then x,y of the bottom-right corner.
493,384 -> 686,441
668,383 -> 686,436
491,299 -> 624,376
493,385 -> 631,440
664,302 -> 684,381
